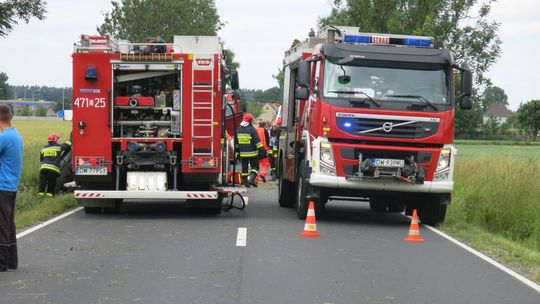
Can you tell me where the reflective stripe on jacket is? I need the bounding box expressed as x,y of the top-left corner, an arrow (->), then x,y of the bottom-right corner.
40,141 -> 71,173
235,124 -> 262,158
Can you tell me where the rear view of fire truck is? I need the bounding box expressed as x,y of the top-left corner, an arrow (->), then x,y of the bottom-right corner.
277,27 -> 473,225
72,35 -> 242,213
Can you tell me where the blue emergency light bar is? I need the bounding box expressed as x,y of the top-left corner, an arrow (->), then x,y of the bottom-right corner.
343,34 -> 432,47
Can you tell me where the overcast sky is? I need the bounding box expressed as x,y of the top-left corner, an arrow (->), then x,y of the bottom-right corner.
0,0 -> 538,110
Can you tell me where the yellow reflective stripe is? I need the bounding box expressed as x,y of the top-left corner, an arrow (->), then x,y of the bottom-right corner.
237,134 -> 252,145
41,147 -> 61,152
240,152 -> 257,157
40,164 -> 60,173
255,142 -> 263,148
65,141 -> 72,145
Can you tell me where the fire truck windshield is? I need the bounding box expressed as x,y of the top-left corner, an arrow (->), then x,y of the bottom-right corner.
322,57 -> 450,108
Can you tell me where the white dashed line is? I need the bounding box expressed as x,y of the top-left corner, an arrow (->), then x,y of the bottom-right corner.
236,227 -> 247,247
16,207 -> 83,239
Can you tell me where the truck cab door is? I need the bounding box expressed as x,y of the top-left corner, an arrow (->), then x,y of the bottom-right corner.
280,65 -> 299,182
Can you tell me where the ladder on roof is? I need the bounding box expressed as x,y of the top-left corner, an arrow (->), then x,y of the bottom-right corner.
191,55 -> 215,156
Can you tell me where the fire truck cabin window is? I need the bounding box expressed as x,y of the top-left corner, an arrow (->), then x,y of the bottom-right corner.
323,57 -> 450,105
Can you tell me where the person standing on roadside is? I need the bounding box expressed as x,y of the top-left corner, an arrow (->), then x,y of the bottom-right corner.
0,105 -> 23,272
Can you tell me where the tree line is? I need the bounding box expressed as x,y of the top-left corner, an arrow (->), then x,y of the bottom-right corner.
0,0 -> 538,139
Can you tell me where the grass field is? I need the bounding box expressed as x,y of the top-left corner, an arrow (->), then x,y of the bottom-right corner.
11,120 -> 77,229
445,144 -> 540,281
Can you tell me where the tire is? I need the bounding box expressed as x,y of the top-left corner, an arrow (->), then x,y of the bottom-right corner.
369,198 -> 387,212
295,161 -> 310,219
84,207 -> 101,214
388,201 -> 405,213
418,194 -> 448,225
405,200 -> 420,216
55,150 -> 73,193
278,157 -> 295,208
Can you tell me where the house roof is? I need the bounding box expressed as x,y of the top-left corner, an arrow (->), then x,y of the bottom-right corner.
484,102 -> 513,118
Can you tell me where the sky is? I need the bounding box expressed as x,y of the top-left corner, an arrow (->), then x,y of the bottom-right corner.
0,0 -> 538,110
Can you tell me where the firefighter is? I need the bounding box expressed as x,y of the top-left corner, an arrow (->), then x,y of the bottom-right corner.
38,134 -> 71,197
235,113 -> 264,187
268,118 -> 281,180
255,121 -> 270,183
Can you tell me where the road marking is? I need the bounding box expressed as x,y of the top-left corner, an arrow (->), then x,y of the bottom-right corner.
236,227 -> 247,247
243,196 -> 248,206
16,207 -> 83,239
424,224 -> 540,293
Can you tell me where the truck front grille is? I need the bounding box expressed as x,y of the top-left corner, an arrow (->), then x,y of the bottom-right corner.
336,116 -> 438,139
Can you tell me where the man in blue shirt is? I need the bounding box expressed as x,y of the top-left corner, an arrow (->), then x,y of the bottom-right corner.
0,105 -> 23,272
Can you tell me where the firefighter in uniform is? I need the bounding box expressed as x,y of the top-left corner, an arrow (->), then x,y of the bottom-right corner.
268,118 -> 281,180
235,113 -> 264,187
38,134 -> 71,197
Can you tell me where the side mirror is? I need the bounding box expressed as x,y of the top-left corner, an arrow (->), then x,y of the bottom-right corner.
460,96 -> 472,110
295,87 -> 309,100
297,60 -> 311,87
461,69 -> 472,97
230,70 -> 239,90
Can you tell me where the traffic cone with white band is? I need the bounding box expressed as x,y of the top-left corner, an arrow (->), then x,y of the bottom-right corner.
404,209 -> 424,242
300,201 -> 320,238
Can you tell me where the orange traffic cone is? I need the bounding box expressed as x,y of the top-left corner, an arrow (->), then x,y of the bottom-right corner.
300,201 -> 320,238
404,209 -> 424,242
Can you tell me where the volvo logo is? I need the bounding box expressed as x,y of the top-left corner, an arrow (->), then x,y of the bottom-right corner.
382,122 -> 393,133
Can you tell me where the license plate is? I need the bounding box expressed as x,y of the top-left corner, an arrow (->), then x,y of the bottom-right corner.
372,158 -> 404,168
76,167 -> 107,175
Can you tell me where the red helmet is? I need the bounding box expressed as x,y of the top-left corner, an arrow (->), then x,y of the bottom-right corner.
242,113 -> 254,124
48,133 -> 60,142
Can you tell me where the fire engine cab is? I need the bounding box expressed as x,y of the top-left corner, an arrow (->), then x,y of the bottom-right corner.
71,34 -> 243,214
277,26 -> 472,225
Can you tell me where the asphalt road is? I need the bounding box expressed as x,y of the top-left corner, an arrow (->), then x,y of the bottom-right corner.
1,187 -> 538,304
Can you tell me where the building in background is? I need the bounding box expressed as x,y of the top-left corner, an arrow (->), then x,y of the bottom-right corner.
483,102 -> 513,125
256,102 -> 281,124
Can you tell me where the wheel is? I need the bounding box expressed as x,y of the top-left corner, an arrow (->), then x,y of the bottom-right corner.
295,161 -> 310,219
405,201 -> 420,216
55,150 -> 73,193
205,195 -> 224,215
418,194 -> 449,225
278,157 -> 295,208
84,207 -> 101,214
388,201 -> 405,213
102,200 -> 122,214
369,198 -> 387,212
369,197 -> 387,212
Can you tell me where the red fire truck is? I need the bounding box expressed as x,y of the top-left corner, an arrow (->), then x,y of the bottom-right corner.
71,34 -> 243,214
277,26 -> 472,225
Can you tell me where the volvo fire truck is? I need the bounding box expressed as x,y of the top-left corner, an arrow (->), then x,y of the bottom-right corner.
71,34 -> 243,214
277,27 -> 472,225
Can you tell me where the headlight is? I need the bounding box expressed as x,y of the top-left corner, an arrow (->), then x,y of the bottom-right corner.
436,148 -> 451,171
320,164 -> 336,176
320,142 -> 334,165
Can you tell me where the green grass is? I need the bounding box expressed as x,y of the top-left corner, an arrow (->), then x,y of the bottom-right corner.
455,139 -> 540,146
10,120 -> 76,231
457,144 -> 540,159
443,144 -> 540,282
